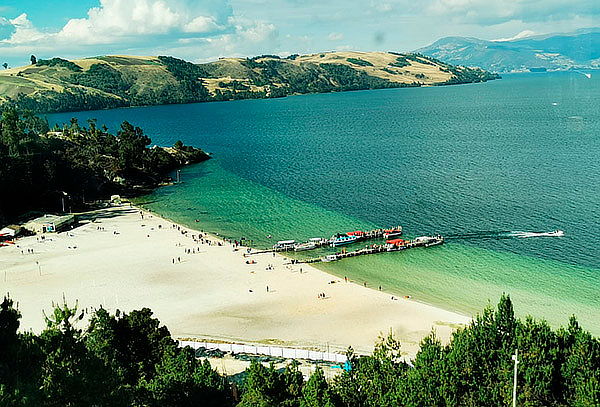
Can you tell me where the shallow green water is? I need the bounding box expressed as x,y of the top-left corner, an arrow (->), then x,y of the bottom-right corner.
50,71 -> 600,333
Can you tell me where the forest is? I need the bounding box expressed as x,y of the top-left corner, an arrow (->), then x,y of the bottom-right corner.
1,295 -> 598,406
0,106 -> 209,224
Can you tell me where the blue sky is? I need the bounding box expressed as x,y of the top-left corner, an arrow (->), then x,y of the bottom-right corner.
1,0 -> 598,67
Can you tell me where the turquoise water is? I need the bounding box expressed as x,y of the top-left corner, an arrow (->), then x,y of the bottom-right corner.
48,72 -> 600,332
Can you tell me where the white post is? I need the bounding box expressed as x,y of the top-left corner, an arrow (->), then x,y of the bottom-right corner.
512,349 -> 519,407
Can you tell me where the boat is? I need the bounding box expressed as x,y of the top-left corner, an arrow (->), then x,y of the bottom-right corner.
383,226 -> 403,239
294,242 -> 317,251
548,230 -> 565,237
413,235 -> 444,247
330,235 -> 359,247
386,238 -> 407,246
322,254 -> 339,262
273,240 -> 296,250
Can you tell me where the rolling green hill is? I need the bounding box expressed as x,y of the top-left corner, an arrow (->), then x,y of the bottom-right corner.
0,51 -> 499,113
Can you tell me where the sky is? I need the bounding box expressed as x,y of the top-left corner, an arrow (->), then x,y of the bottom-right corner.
0,0 -> 598,67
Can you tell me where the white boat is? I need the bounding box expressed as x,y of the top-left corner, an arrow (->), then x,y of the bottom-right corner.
330,235 -> 359,247
322,254 -> 338,262
294,242 -> 317,251
413,235 -> 444,247
273,240 -> 296,250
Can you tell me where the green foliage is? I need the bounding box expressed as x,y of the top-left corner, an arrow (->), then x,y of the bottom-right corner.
69,64 -> 131,96
0,106 -> 209,223
346,58 -> 374,67
441,66 -> 501,85
157,56 -> 210,103
1,295 -> 600,406
36,58 -> 82,72
389,56 -> 411,68
301,367 -> 334,407
320,63 -> 402,91
6,53 -> 500,113
0,299 -> 230,406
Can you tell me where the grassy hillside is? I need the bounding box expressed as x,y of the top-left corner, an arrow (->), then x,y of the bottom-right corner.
0,51 -> 499,113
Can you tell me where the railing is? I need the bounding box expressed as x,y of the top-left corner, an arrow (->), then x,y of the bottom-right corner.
178,340 -> 348,363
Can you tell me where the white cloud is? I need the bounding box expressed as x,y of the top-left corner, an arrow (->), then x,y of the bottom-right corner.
328,32 -> 344,41
0,13 -> 45,44
184,16 -> 223,33
0,0 -> 279,64
54,0 -> 228,44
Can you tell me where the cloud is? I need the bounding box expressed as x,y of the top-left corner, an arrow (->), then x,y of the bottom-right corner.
54,0 -> 229,44
328,32 -> 344,41
0,13 -> 45,44
0,0 -> 279,64
424,0 -> 600,25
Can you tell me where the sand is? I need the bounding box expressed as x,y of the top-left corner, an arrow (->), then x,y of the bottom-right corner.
0,205 -> 470,357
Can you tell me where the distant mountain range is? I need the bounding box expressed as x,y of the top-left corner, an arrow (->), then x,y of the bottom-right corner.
0,51 -> 498,113
417,28 -> 600,73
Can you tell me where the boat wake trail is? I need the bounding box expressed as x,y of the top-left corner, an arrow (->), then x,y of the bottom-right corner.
444,230 -> 564,240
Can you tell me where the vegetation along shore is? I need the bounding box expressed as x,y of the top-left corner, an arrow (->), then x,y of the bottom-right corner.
1,292 -> 598,406
0,51 -> 499,114
0,106 -> 209,225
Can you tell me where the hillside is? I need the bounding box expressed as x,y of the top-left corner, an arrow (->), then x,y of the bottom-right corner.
0,51 -> 498,113
417,29 -> 600,72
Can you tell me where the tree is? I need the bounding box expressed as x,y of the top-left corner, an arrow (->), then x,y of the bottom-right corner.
301,367 -> 334,407
30,55 -> 37,65
138,346 -> 230,407
39,301 -> 121,407
116,121 -> 151,171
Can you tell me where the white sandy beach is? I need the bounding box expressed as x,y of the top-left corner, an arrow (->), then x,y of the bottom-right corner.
0,205 -> 470,357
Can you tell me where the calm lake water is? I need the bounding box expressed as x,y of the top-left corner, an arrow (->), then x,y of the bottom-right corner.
49,72 -> 600,333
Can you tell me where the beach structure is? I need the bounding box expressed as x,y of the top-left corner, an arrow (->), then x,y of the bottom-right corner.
0,225 -> 21,240
23,214 -> 75,234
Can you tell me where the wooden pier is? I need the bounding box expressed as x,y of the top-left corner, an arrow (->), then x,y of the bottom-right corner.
299,236 -> 443,264
243,226 -> 403,257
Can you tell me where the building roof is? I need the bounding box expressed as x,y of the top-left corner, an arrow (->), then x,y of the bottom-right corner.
25,214 -> 75,226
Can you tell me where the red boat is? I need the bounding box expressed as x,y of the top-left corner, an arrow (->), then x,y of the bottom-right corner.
383,227 -> 403,239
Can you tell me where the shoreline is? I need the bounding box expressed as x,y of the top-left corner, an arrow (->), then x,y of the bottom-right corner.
1,204 -> 470,358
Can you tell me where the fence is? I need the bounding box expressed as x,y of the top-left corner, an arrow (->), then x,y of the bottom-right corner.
178,340 -> 348,364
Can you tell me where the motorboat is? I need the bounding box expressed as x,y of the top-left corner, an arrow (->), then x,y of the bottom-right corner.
330,235 -> 359,247
273,240 -> 296,250
383,226 -> 403,239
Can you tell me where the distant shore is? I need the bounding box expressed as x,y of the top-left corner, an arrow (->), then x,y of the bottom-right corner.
1,204 -> 470,357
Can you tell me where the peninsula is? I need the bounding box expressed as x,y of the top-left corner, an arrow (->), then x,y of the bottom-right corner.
0,51 -> 499,113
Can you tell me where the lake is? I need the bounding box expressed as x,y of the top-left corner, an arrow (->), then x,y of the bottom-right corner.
49,71 -> 600,333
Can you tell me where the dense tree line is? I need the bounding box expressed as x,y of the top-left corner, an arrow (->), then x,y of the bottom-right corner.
0,106 -> 209,224
346,58 -> 374,67
1,295 -> 598,406
36,58 -> 83,72
69,64 -> 131,97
